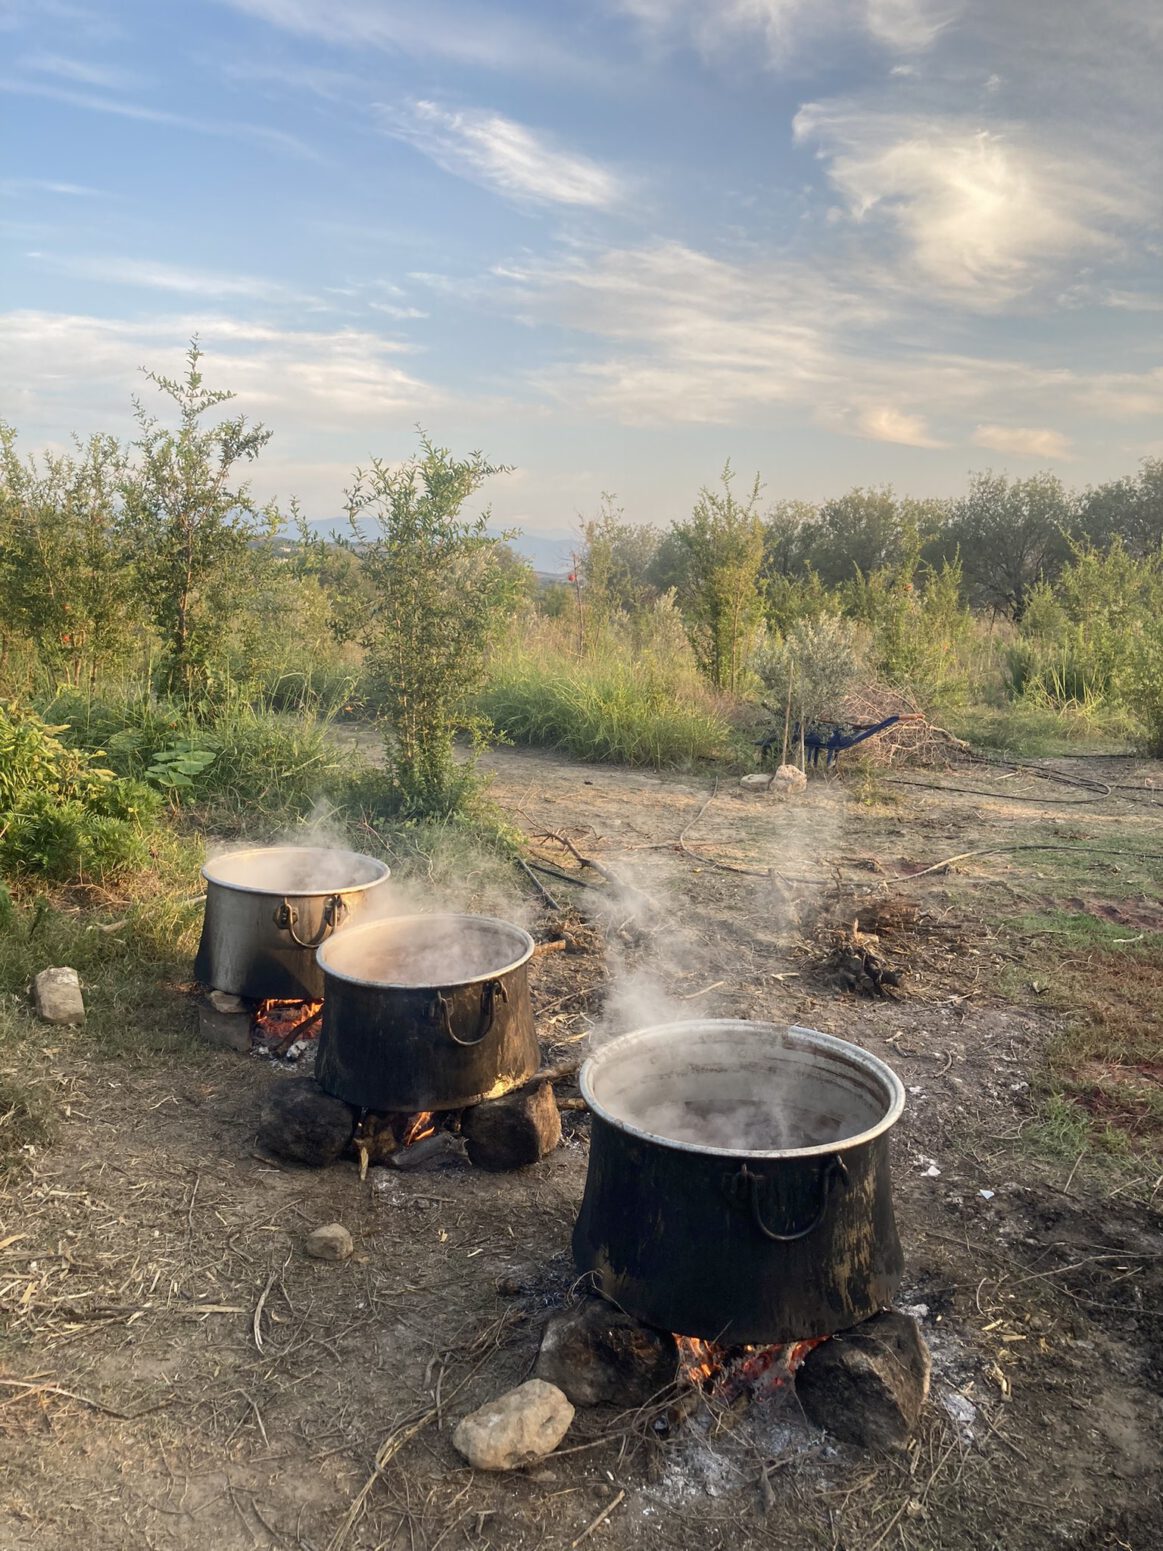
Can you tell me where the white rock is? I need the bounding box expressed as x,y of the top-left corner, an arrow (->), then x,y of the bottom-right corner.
773,763 -> 808,793
34,967 -> 85,1025
305,1222 -> 353,1262
452,1380 -> 574,1471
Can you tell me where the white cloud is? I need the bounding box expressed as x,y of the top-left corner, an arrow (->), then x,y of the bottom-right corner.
380,100 -> 623,210
0,311 -> 445,505
794,104 -> 1140,304
972,424 -> 1074,460
856,405 -> 944,447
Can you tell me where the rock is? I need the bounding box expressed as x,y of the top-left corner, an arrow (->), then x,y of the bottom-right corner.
257,1080 -> 355,1167
739,773 -> 772,788
536,1298 -> 678,1407
451,1380 -> 574,1471
305,1222 -> 353,1262
461,1082 -> 561,1172
795,1311 -> 931,1450
197,997 -> 252,1052
773,764 -> 807,794
34,967 -> 85,1026
207,990 -> 248,1014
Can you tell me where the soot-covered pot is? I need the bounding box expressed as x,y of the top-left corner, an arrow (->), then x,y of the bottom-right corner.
314,913 -> 540,1111
195,846 -> 391,1001
572,1020 -> 905,1344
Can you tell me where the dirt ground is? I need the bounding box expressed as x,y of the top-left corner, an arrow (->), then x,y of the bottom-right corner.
2,746 -> 1162,1550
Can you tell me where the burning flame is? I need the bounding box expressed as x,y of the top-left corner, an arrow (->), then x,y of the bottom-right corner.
676,1335 -> 826,1402
401,1111 -> 437,1147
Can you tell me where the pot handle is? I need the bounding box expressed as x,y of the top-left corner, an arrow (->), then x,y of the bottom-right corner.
726,1156 -> 849,1243
438,979 -> 508,1047
273,893 -> 346,948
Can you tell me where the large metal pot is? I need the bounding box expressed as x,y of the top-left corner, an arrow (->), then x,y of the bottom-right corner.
194,846 -> 391,1001
314,914 -> 541,1111
572,1021 -> 905,1344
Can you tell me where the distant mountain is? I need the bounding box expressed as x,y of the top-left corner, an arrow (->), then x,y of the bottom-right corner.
301,519 -> 578,579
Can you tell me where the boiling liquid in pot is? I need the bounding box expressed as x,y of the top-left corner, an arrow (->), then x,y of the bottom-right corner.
619,1094 -> 846,1152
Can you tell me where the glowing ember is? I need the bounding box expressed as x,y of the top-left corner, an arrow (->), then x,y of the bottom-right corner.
676,1335 -> 826,1405
252,998 -> 323,1055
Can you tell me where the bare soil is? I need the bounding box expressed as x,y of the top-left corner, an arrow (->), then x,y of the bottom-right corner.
2,746 -> 1162,1550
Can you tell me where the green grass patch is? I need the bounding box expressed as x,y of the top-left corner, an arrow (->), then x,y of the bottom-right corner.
480,655 -> 737,769
948,701 -> 1135,759
998,909 -> 1163,1155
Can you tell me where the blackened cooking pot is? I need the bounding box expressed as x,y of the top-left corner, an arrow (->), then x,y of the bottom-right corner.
194,846 -> 391,1001
314,914 -> 540,1111
572,1021 -> 905,1344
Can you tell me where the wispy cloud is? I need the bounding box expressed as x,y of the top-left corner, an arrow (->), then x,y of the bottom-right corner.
19,48 -> 137,90
37,254 -> 315,305
380,100 -> 624,209
0,177 -> 104,197
220,0 -> 584,77
0,77 -> 322,161
972,424 -> 1074,460
615,1 -> 953,65
486,237 -> 1160,452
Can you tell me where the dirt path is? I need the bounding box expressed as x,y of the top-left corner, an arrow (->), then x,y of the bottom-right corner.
2,746 -> 1161,1549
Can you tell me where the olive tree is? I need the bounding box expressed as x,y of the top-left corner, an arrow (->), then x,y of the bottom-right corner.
119,341 -> 279,700
0,425 -> 141,690
343,434 -> 522,818
671,464 -> 765,693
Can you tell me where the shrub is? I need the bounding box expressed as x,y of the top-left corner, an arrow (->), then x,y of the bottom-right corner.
752,615 -> 864,731
0,699 -> 160,879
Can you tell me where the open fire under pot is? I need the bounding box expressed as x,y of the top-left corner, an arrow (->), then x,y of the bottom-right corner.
195,845 -> 391,1003
550,1019 -> 913,1424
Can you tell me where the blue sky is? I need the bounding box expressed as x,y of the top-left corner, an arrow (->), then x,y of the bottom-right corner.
2,0 -> 1161,539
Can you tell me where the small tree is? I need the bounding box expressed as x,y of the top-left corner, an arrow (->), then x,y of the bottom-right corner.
344,434 -> 521,818
120,341 -> 279,700
671,465 -> 765,694
0,426 -> 142,691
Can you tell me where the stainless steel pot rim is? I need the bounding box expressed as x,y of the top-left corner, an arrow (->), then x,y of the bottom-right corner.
200,846 -> 391,897
315,912 -> 536,989
579,1019 -> 906,1160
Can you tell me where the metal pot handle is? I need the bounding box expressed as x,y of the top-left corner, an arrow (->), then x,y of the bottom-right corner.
437,979 -> 507,1047
273,893 -> 346,948
726,1156 -> 849,1243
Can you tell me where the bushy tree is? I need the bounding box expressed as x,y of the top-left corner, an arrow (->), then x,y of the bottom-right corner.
342,434 -> 522,818
670,465 -> 765,693
119,341 -> 279,700
941,471 -> 1074,620
0,427 -> 141,689
1076,458 -> 1163,557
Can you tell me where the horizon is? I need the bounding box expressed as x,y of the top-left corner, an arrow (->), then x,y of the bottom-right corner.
2,1 -> 1160,535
